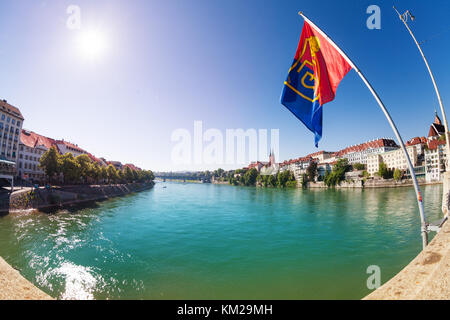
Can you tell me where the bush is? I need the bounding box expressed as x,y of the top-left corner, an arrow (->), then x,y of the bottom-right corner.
286,180 -> 298,188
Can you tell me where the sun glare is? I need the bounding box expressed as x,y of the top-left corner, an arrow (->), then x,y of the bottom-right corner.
76,29 -> 108,61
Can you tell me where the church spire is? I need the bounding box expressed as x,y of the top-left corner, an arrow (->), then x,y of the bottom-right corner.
434,110 -> 442,125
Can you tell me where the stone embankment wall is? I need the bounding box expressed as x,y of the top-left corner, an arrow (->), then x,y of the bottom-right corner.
1,182 -> 154,214
307,178 -> 440,189
364,219 -> 449,300
0,257 -> 53,300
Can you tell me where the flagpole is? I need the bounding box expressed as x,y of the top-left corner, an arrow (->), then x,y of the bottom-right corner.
393,6 -> 450,218
298,12 -> 429,248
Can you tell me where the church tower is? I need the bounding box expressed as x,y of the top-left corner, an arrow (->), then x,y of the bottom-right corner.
269,150 -> 275,166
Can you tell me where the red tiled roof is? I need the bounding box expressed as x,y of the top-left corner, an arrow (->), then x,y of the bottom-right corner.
0,99 -> 24,120
406,137 -> 427,146
427,139 -> 446,150
428,123 -> 445,138
20,129 -> 56,149
334,138 -> 398,157
55,140 -> 86,153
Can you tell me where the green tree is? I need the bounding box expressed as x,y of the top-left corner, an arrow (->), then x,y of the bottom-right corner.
267,175 -> 277,187
243,168 -> 258,186
100,167 -> 108,184
352,163 -> 365,171
39,146 -> 61,182
393,168 -> 403,181
124,166 -> 134,182
106,165 -> 119,184
60,153 -> 81,184
378,163 -> 392,179
276,170 -> 295,188
306,162 -> 318,182
89,164 -> 101,184
324,158 -> 350,187
76,154 -> 92,182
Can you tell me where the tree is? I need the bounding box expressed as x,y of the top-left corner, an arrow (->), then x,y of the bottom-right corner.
100,167 -> 108,184
276,170 -> 295,188
60,153 -> 81,184
306,162 -> 318,182
378,163 -> 392,179
76,154 -> 91,182
39,146 -> 61,181
106,165 -> 119,184
124,166 -> 134,182
243,168 -> 258,186
353,163 -> 365,171
393,168 -> 403,181
324,158 -> 350,187
89,164 -> 101,184
267,175 -> 277,187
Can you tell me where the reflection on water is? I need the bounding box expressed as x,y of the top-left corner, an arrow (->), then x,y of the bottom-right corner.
0,183 -> 444,300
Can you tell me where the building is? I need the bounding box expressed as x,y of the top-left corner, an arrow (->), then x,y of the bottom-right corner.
306,151 -> 335,163
335,138 -> 399,165
18,130 -> 56,183
406,137 -> 428,166
260,150 -> 280,176
246,161 -> 264,172
0,99 -> 24,164
367,145 -> 418,176
55,139 -> 87,157
425,139 -> 447,182
108,161 -> 123,171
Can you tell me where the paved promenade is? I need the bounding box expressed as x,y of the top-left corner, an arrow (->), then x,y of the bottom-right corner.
365,219 -> 449,300
0,257 -> 53,300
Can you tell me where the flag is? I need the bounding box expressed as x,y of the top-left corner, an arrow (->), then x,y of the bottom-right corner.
281,21 -> 352,147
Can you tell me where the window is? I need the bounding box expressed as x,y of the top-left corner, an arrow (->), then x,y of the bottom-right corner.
1,115 -> 4,121
6,117 -> 10,123
17,121 -> 20,127
12,119 -> 15,125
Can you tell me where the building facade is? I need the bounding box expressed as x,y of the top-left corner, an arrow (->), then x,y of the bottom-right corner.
0,99 -> 24,164
425,139 -> 447,182
336,138 -> 399,165
18,130 -> 56,183
55,140 -> 86,157
366,145 -> 418,176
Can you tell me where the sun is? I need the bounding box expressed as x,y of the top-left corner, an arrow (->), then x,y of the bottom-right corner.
76,29 -> 108,61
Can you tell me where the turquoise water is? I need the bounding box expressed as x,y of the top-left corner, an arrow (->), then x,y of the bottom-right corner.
0,182 -> 444,300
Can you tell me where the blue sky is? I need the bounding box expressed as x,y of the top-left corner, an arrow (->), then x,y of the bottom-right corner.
0,0 -> 449,171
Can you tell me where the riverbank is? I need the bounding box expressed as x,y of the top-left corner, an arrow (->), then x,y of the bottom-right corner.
0,182 -> 154,215
211,178 -> 442,189
0,257 -> 53,300
308,179 -> 442,189
365,219 -> 449,300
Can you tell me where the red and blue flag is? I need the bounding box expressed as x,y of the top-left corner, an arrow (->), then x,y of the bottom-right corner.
281,21 -> 352,147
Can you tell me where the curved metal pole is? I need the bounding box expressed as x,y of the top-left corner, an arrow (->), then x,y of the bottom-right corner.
393,7 -> 450,159
299,12 -> 428,248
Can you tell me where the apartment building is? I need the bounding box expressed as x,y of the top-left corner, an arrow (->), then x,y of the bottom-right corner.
336,138 -> 399,165
0,99 -> 24,164
18,130 -> 56,182
55,140 -> 86,157
425,139 -> 447,182
367,145 -> 418,176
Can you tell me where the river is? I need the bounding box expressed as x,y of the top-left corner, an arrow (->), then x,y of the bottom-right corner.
0,182 -> 444,299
